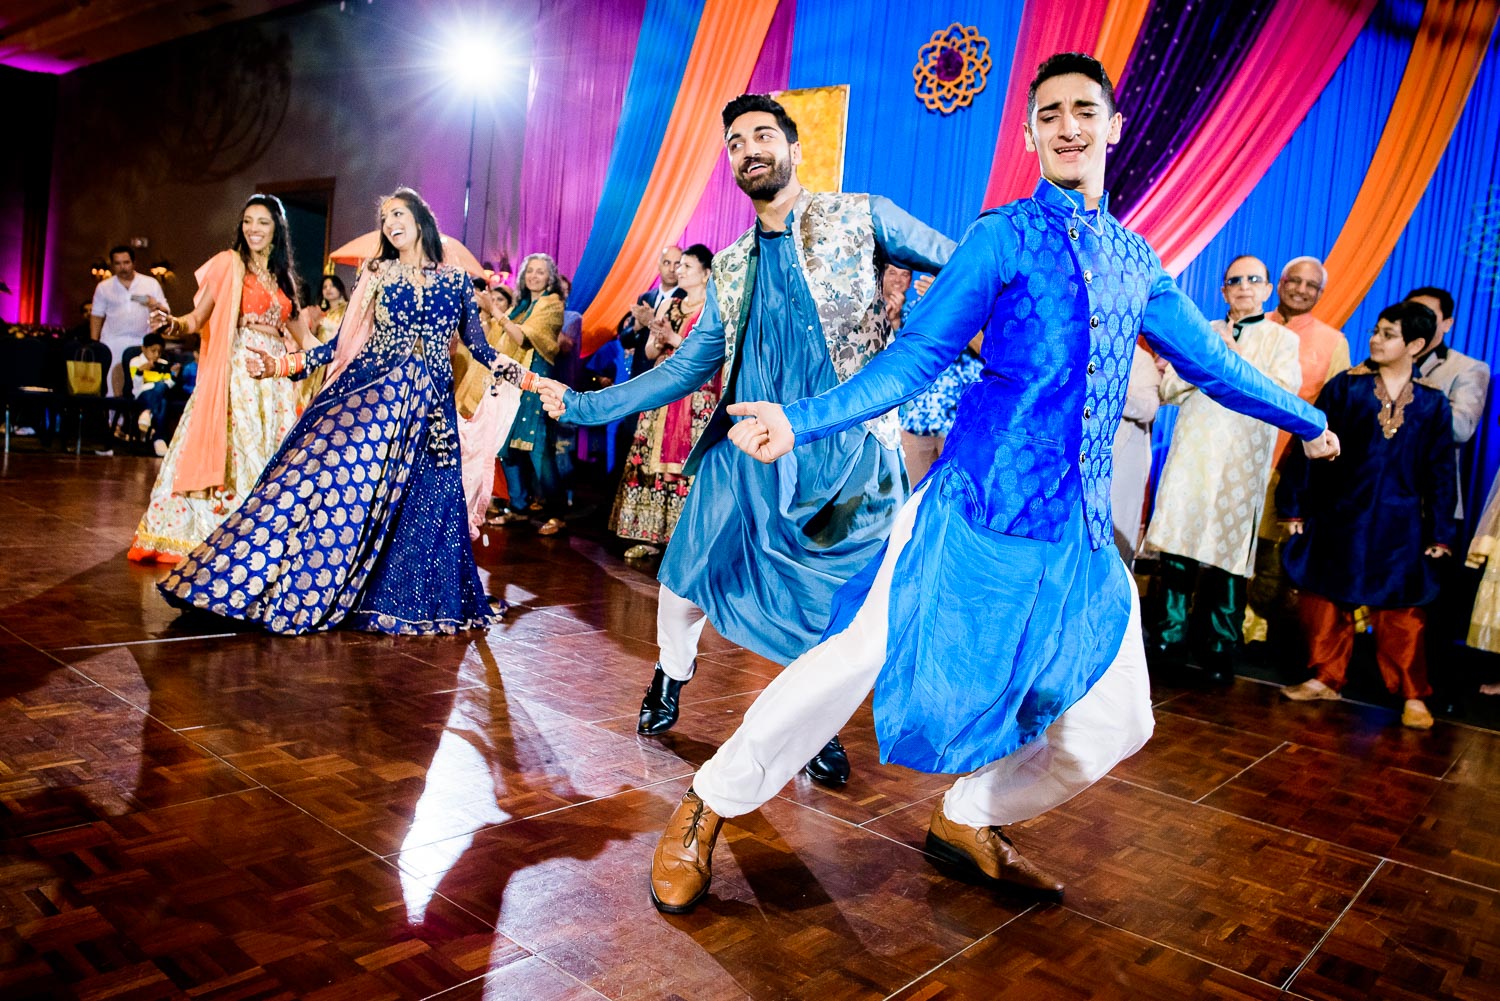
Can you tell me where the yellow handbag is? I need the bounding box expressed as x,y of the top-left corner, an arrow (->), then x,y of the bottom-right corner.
66,359 -> 103,395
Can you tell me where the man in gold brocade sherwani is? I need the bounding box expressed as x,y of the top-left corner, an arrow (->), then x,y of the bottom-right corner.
1147,255 -> 1301,683
1244,256 -> 1351,645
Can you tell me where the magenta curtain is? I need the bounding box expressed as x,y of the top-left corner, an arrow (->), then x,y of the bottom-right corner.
676,0 -> 795,253
1121,0 -> 1378,275
513,0 -> 649,278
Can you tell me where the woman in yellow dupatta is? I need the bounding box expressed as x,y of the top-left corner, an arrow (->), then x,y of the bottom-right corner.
128,193 -> 314,563
296,273 -> 348,409
610,244 -> 721,558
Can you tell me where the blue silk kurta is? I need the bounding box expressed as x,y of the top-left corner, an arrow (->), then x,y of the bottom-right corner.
786,180 -> 1327,773
565,197 -> 952,665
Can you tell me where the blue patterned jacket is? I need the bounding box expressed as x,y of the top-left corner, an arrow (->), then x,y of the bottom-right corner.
786,179 -> 1327,550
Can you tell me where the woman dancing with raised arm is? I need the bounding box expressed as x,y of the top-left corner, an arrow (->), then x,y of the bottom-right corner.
160,187 -> 529,635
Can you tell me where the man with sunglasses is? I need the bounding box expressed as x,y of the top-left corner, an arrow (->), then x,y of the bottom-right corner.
1145,255 -> 1303,684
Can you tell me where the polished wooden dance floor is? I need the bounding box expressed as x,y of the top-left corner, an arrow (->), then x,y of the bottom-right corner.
2,453 -> 1496,1000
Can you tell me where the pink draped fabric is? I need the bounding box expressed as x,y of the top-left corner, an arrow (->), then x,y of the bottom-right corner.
981,0 -> 1113,210
322,263 -> 380,390
1121,0 -> 1378,275
676,0 -> 795,253
460,383 -> 522,539
514,0 -> 649,277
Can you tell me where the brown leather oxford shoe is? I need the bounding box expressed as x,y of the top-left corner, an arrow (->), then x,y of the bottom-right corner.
650,788 -> 724,914
925,802 -> 1065,901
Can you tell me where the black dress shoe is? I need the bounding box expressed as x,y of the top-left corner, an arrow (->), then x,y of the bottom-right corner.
1146,638 -> 1190,668
1197,652 -> 1236,687
803,735 -> 850,786
638,663 -> 691,735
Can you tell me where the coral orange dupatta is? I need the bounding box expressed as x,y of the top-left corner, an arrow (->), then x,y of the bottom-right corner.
172,251 -> 244,494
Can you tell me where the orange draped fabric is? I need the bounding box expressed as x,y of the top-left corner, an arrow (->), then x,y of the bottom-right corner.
580,0 -> 781,355
1120,0 -> 1377,275
981,0 -> 1113,209
1314,0 -> 1500,328
174,251 -> 245,494
1095,0 -> 1151,82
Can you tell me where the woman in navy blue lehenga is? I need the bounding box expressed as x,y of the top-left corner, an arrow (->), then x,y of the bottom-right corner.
160,188 -> 520,635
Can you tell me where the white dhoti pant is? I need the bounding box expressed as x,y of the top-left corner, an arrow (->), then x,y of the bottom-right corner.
657,583 -> 709,681
694,484 -> 1155,826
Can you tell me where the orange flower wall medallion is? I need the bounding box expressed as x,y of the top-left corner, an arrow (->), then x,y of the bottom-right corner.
913,22 -> 992,114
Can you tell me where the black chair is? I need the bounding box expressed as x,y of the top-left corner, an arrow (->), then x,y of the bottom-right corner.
2,336 -> 64,453
64,340 -> 136,453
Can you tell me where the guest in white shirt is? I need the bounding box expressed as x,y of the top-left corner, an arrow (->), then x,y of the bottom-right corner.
90,245 -> 165,395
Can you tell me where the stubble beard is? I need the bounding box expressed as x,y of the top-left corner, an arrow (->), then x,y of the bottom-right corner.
735,156 -> 793,200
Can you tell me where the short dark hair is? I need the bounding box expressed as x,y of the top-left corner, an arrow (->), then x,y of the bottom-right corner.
1379,300 -> 1437,348
1223,254 -> 1268,281
109,245 -> 133,260
1027,52 -> 1117,119
721,93 -> 798,143
1404,285 -> 1454,321
682,244 -> 713,271
142,332 -> 165,349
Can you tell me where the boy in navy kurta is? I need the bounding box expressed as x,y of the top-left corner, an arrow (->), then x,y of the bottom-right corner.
644,54 -> 1338,914
1279,301 -> 1455,730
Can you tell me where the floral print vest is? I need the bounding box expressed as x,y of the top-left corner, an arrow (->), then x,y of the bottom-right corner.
711,190 -> 900,448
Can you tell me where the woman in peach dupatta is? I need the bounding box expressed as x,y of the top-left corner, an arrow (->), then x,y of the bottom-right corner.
610,244 -> 721,558
128,194 -> 311,563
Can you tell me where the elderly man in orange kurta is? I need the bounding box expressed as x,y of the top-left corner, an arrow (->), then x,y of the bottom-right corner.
1245,256 -> 1351,644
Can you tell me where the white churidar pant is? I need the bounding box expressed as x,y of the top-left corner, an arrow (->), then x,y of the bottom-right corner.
693,483 -> 1155,826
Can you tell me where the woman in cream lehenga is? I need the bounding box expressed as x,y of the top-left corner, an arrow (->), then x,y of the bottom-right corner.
127,193 -> 312,564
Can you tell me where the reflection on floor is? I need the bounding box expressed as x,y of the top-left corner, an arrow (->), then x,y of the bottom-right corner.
2,454 -> 1497,1000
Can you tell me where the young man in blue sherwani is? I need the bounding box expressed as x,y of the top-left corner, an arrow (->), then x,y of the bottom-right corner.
639,52 -> 1342,914
539,95 -> 954,787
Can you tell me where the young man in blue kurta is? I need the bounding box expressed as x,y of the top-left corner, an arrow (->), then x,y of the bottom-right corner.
644,53 -> 1341,914
540,95 -> 954,786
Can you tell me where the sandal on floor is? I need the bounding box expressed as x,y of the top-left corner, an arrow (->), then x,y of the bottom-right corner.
538,518 -> 565,536
623,544 -> 660,559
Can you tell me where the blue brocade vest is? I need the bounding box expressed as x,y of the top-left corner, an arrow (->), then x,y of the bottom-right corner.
944,186 -> 1156,550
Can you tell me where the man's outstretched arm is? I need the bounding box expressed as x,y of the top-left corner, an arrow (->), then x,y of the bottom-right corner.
540,285 -> 727,425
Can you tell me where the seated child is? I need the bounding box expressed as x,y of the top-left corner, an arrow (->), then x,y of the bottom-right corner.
130,332 -> 175,456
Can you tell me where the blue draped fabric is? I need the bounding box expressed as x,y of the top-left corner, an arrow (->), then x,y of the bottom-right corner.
787,0 -> 1023,241
1107,0 -> 1268,218
567,0 -> 707,308
1351,23 -> 1500,525
1174,4 -> 1416,313
1152,3 -> 1417,504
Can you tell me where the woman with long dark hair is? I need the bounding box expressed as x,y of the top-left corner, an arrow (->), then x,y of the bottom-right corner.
130,193 -> 312,563
159,187 -> 528,635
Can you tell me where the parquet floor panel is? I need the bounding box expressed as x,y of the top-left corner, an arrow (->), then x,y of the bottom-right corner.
1,454 -> 1492,1000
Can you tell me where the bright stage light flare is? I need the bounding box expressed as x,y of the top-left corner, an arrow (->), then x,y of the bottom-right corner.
447,34 -> 507,94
